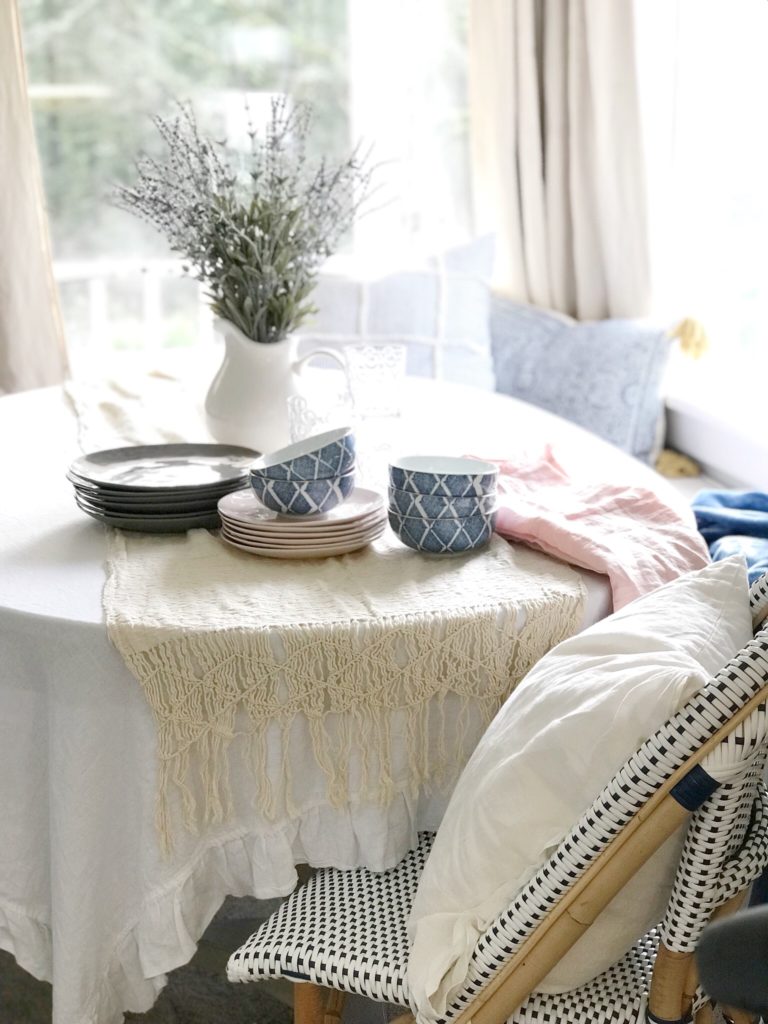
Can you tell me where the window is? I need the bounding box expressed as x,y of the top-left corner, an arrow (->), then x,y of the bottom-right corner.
19,0 -> 470,371
634,0 -> 768,486
636,0 -> 768,394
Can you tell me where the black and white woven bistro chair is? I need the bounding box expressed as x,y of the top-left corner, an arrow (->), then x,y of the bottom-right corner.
228,574 -> 768,1024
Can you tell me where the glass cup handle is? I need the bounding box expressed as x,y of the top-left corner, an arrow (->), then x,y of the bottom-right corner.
292,347 -> 349,378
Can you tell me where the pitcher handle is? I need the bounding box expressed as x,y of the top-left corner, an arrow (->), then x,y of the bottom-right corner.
293,347 -> 348,375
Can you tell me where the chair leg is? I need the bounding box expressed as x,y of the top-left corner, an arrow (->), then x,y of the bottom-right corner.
323,989 -> 346,1024
683,946 -> 701,1019
693,1002 -> 716,1024
693,888 -> 755,1024
652,888 -> 754,1024
649,944 -> 694,1021
294,981 -> 329,1024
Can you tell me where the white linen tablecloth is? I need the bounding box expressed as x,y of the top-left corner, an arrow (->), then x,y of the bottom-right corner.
0,371 -> 689,1024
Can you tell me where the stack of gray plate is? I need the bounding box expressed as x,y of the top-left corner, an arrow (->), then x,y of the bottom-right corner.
67,443 -> 258,532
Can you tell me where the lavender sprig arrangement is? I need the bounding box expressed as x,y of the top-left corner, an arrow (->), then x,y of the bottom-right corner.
115,99 -> 373,344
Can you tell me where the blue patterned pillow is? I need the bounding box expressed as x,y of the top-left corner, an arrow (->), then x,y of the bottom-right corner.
490,298 -> 672,463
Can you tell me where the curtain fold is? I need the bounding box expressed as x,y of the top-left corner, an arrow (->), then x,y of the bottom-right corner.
0,0 -> 68,394
470,0 -> 650,320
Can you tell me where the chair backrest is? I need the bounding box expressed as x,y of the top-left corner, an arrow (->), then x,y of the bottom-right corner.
438,572 -> 768,1024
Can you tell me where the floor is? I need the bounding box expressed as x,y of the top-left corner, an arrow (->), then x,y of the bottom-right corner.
0,898 -> 289,1024
0,895 -> 403,1024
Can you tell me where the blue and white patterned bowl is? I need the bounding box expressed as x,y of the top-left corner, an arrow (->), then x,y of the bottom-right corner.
388,508 -> 497,554
250,427 -> 355,480
250,468 -> 356,516
388,455 -> 498,498
388,486 -> 497,520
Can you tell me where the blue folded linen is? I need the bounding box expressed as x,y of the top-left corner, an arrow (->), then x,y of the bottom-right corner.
710,535 -> 768,584
692,490 -> 768,543
692,490 -> 768,583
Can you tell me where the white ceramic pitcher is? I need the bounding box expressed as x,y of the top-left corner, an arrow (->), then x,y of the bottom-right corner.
204,318 -> 346,454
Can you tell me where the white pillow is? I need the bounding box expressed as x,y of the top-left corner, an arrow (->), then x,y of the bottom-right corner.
407,557 -> 752,1021
296,236 -> 496,390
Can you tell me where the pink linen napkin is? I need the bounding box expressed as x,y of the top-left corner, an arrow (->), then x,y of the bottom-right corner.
474,446 -> 710,610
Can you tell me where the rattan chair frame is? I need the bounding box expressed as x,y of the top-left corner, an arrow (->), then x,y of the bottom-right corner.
228,573 -> 768,1024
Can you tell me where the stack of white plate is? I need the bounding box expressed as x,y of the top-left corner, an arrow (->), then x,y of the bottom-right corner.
67,443 -> 258,532
218,486 -> 386,558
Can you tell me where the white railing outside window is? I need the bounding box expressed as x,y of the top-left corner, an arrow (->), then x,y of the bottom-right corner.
53,258 -> 213,372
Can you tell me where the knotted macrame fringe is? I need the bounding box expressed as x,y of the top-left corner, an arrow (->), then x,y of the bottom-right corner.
117,592 -> 583,855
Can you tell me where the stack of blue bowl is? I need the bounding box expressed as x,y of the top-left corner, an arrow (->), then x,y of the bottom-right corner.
249,427 -> 356,515
387,455 -> 499,554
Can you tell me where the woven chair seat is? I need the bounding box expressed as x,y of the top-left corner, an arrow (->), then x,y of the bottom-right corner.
228,834 -> 432,1005
230,781 -> 768,1021
228,865 -> 669,1024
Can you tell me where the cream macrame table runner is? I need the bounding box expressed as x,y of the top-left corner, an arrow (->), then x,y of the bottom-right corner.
67,370 -> 586,853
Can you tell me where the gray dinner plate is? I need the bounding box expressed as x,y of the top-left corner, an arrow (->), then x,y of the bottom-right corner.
75,494 -> 220,516
68,443 -> 259,491
75,498 -> 221,533
67,470 -> 248,502
73,485 -> 237,515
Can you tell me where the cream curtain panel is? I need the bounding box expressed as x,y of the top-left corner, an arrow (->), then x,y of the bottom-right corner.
469,0 -> 651,320
0,0 -> 68,394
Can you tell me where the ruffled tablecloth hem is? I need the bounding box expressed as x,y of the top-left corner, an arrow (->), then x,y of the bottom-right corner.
0,897 -> 52,985
73,789 -> 426,1024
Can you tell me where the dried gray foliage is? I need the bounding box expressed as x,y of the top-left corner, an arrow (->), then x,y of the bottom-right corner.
115,98 -> 373,343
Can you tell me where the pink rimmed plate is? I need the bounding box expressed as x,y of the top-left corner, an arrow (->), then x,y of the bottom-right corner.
219,526 -> 384,559
218,486 -> 384,530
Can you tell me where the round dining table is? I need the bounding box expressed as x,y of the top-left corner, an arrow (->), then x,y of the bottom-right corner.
0,367 -> 689,1024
